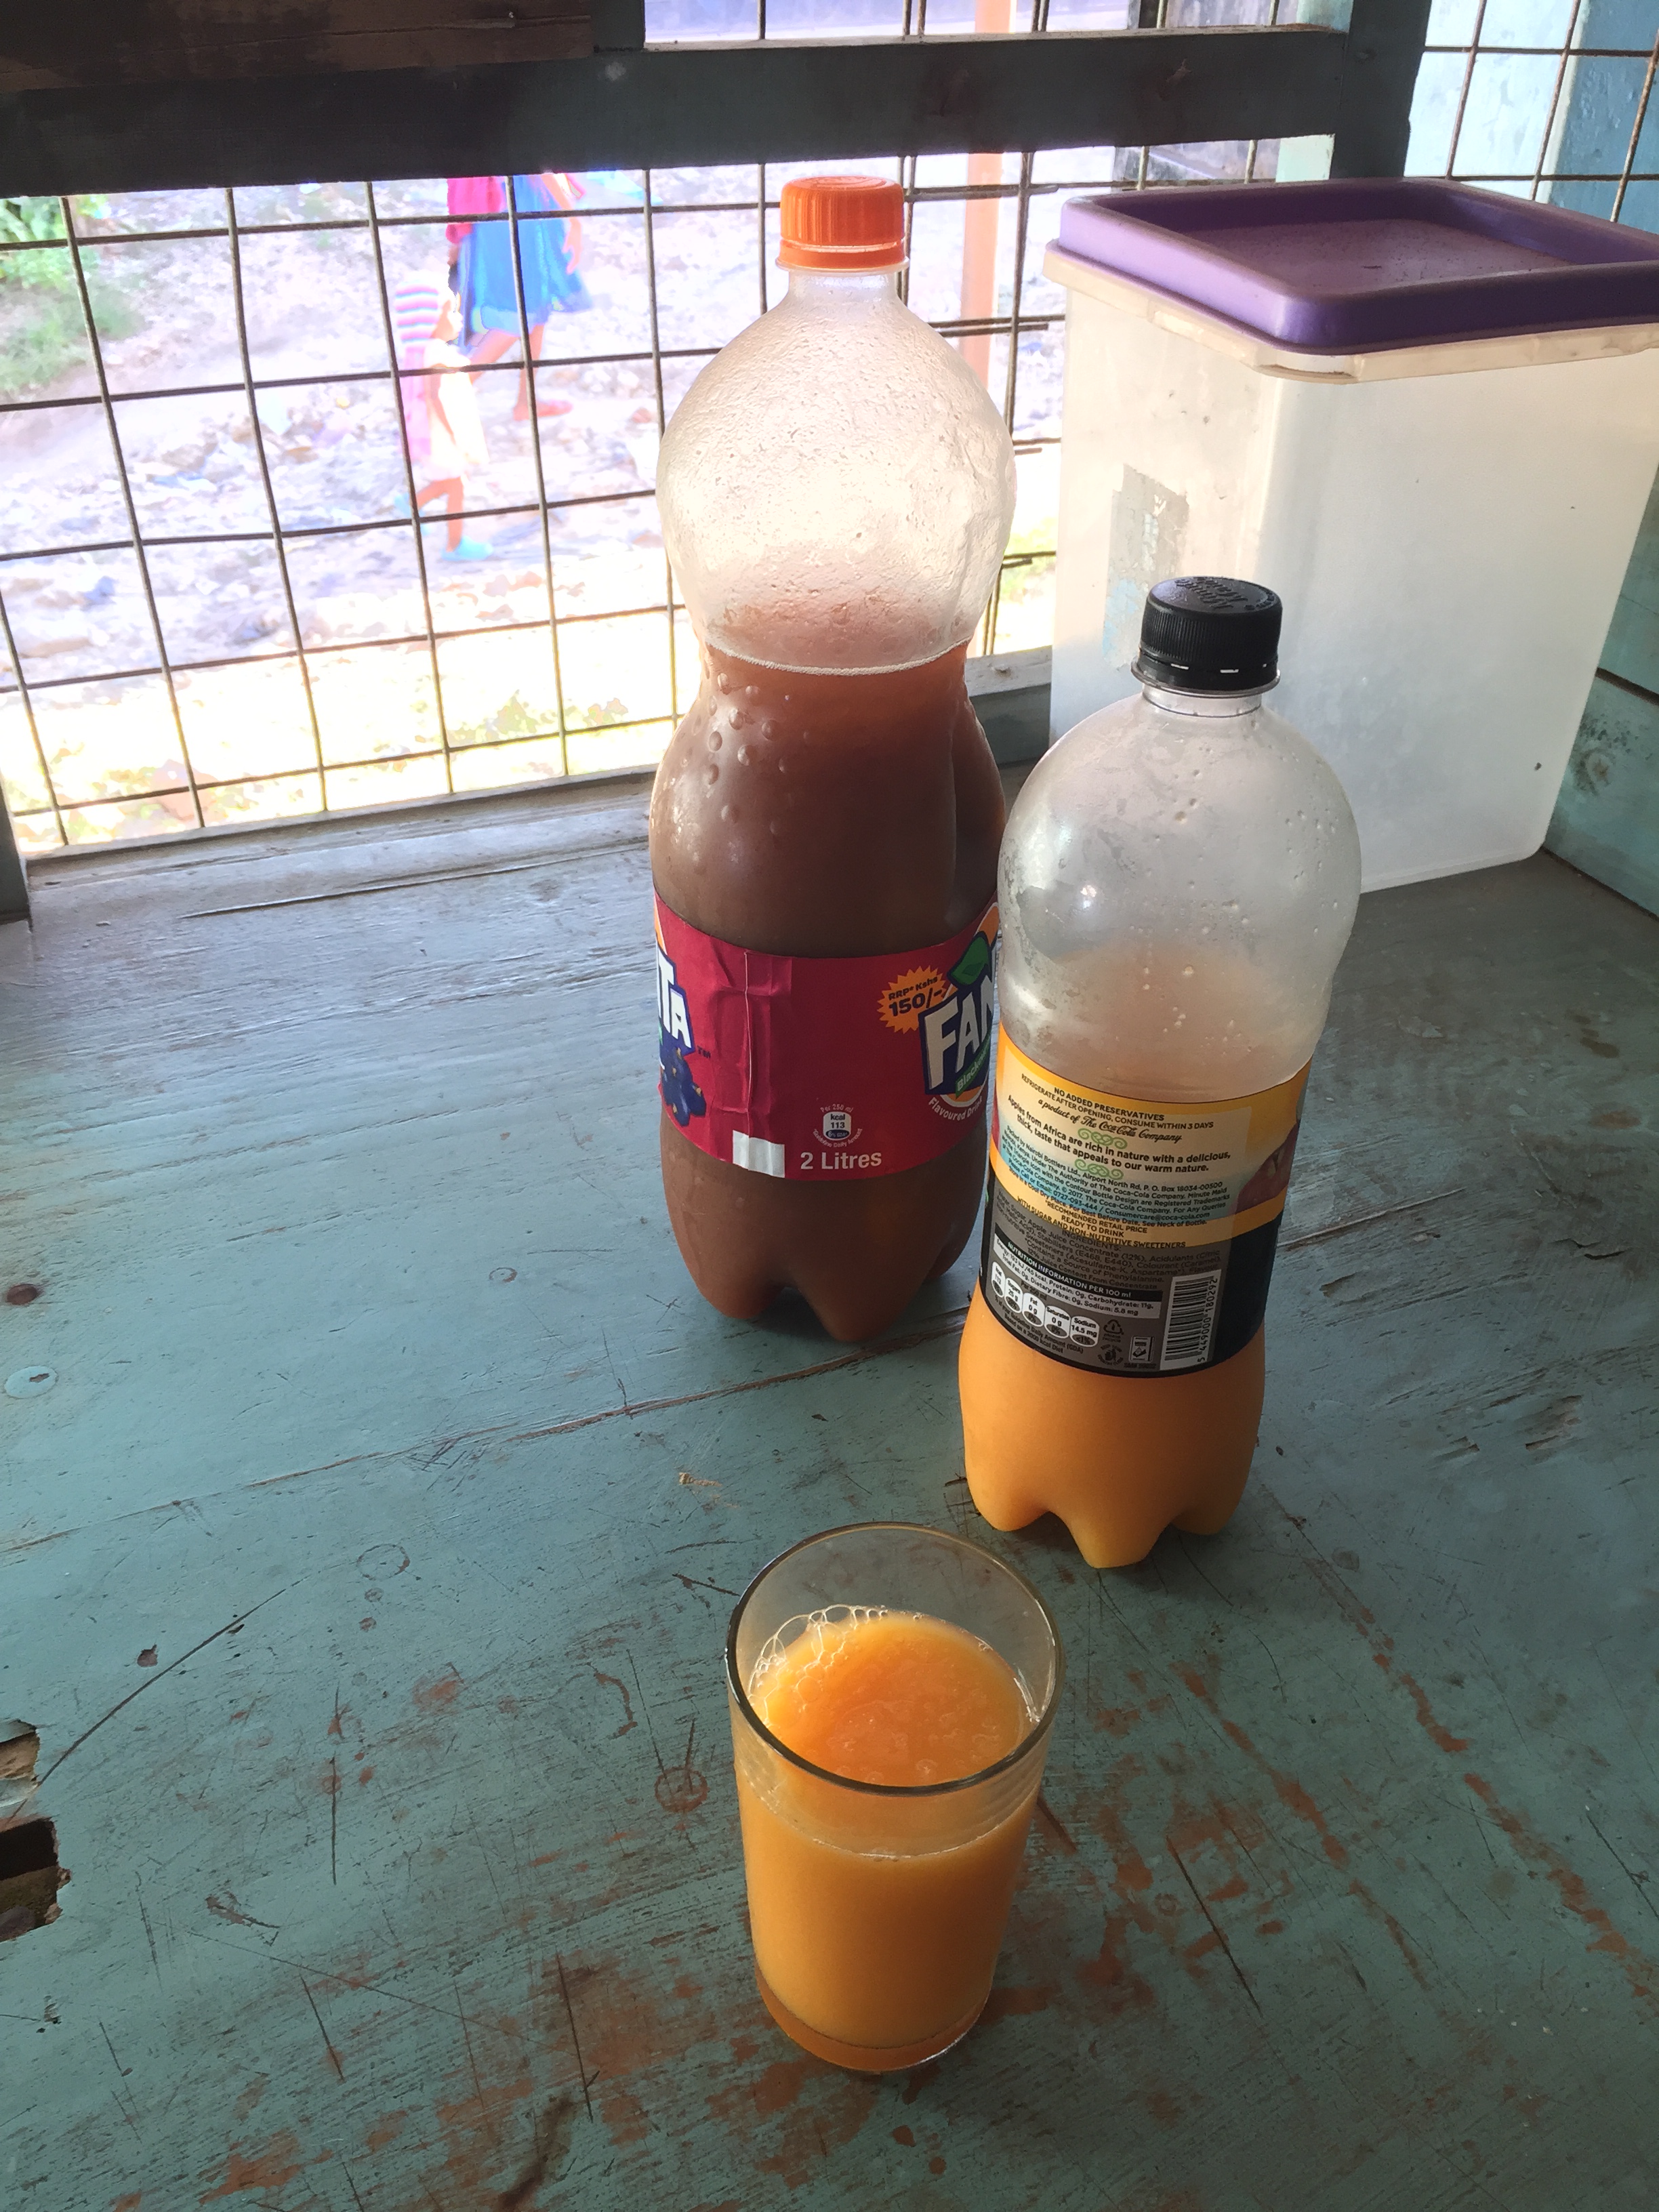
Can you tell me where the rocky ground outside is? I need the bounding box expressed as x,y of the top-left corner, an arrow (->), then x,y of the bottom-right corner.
0,161 -> 1090,845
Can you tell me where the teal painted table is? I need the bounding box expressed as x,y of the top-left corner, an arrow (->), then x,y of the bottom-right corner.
2,781 -> 1656,2211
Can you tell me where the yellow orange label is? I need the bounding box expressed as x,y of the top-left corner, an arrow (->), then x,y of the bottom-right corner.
982,1038 -> 1311,1376
989,1035 -> 1308,1252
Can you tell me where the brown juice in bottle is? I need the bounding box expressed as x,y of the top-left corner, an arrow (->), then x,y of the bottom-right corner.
651,642 -> 1004,1342
651,174 -> 1017,1340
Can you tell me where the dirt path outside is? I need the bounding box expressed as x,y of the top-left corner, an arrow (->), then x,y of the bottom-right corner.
0,164 -> 1079,845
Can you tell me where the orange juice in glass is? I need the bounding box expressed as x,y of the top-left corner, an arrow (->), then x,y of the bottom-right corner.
726,1523 -> 1064,2071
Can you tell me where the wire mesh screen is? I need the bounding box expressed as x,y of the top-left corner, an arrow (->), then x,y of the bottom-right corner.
1409,1 -> 1659,220
0,1 -> 1323,850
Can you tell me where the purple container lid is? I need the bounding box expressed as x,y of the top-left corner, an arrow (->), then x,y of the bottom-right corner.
1053,178 -> 1659,353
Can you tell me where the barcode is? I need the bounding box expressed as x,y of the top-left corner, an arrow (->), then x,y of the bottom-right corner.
1160,1271 -> 1221,1370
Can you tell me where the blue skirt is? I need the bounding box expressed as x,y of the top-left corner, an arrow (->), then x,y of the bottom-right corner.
458,177 -> 592,339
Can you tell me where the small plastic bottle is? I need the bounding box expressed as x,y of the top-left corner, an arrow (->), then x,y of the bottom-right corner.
959,578 -> 1361,1568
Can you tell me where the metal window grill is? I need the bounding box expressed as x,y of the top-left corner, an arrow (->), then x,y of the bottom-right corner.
0,1 -> 1332,850
1410,1 -> 1659,217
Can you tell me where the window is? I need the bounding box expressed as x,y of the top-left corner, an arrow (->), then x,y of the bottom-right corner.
1408,0 -> 1659,222
0,1 -> 1341,850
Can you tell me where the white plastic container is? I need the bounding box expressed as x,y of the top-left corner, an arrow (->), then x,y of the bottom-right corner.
1046,181 -> 1659,890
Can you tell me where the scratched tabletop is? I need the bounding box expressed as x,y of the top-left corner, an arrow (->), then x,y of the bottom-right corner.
1,777 -> 1656,2212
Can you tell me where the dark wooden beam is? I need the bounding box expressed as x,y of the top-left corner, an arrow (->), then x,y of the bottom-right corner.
0,1 -> 594,91
1328,0 -> 1431,180
0,790 -> 27,926
0,24 -> 1345,193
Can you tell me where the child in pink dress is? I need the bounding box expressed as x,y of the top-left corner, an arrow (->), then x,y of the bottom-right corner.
394,285 -> 493,560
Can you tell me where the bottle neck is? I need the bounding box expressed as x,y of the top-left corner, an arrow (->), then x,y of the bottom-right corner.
783,265 -> 904,304
1141,682 -> 1268,720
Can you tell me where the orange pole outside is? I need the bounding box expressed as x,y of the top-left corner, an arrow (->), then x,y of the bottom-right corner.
958,0 -> 1012,388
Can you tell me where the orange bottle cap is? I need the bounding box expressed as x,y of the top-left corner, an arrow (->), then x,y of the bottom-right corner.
778,175 -> 906,270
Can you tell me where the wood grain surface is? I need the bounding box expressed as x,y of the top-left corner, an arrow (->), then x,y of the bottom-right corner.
1,779 -> 1656,2209
1550,462 -> 1659,921
0,1 -> 594,91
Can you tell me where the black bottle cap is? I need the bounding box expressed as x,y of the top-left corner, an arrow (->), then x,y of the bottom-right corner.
1132,575 -> 1282,694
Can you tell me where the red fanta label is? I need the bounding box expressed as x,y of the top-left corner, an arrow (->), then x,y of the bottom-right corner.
654,895 -> 998,1180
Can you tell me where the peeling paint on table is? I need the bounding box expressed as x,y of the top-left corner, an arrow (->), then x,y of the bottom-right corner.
1,781 -> 1656,2209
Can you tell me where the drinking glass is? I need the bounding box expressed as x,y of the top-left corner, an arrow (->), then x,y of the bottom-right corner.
726,1521 -> 1064,2072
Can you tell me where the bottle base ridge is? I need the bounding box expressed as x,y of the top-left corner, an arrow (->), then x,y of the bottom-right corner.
959,1287 -> 1264,1569
660,1111 -> 985,1342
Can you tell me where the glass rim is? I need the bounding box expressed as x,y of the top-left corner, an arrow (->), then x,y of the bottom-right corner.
724,1520 -> 1065,1801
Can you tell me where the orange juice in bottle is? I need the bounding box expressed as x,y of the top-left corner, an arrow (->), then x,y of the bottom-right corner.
960,579 -> 1361,1568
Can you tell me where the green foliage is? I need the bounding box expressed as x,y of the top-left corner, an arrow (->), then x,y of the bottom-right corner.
0,195 -> 111,251
0,197 -> 65,247
448,689 -> 547,747
567,696 -> 630,731
1004,519 -> 1057,562
0,200 -> 138,396
448,691 -> 632,750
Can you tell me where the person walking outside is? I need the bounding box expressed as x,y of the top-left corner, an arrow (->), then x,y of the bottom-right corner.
392,280 -> 493,561
447,174 -> 592,422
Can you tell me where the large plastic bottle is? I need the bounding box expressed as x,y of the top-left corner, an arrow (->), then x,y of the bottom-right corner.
960,578 -> 1361,1568
651,176 -> 1017,1342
